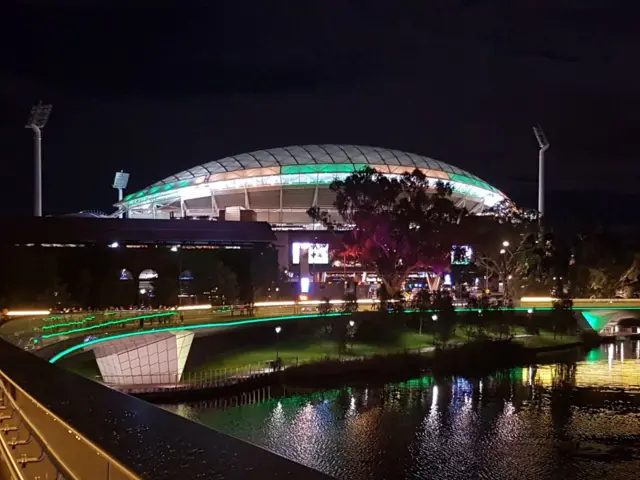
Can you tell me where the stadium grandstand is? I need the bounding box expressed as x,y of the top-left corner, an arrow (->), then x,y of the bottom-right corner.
114,145 -> 508,229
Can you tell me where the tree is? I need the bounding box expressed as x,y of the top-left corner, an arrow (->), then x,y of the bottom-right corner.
192,257 -> 238,305
308,167 -> 467,295
432,292 -> 456,346
551,296 -> 575,339
470,201 -> 556,299
318,297 -> 333,315
409,289 -> 432,335
568,230 -> 636,298
341,292 -> 359,314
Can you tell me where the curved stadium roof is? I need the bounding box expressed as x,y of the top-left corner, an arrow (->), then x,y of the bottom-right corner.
149,144 -> 494,188
118,145 -> 506,215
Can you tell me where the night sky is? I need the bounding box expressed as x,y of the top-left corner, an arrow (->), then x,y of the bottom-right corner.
1,2 -> 639,232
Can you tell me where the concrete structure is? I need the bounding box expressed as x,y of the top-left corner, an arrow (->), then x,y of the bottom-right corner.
92,330 -> 194,385
115,144 -> 508,226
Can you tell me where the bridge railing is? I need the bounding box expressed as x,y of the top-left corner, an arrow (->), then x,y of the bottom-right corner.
0,364 -> 139,480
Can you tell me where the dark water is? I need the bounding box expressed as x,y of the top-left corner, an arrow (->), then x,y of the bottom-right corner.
163,342 -> 640,479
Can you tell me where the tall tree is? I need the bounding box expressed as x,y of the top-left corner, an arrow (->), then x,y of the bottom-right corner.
308,167 -> 467,295
471,201 -> 556,298
568,229 -> 637,298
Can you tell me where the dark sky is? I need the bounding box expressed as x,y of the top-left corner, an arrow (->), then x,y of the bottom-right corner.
1,2 -> 639,231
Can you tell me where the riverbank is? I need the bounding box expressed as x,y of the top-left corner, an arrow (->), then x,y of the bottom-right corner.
136,336 -> 589,403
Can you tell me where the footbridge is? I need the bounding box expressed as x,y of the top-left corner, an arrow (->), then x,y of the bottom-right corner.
519,297 -> 640,335
0,339 -> 331,479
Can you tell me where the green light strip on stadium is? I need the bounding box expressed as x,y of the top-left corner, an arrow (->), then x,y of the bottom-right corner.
41,312 -> 177,339
281,164 -> 369,175
48,312 -> 348,364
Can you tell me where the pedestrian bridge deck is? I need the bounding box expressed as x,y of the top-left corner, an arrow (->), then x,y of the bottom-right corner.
0,340 -> 330,479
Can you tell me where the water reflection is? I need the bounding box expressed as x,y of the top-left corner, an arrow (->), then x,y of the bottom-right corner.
163,344 -> 640,479
524,341 -> 640,390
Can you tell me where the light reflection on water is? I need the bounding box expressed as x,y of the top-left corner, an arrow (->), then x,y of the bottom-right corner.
164,342 -> 640,479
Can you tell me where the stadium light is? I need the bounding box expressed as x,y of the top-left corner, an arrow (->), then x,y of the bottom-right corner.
112,171 -> 130,219
532,125 -> 550,220
25,102 -> 53,217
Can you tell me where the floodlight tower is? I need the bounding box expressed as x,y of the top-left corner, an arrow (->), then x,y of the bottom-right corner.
112,171 -> 130,218
25,102 -> 53,217
532,125 -> 549,220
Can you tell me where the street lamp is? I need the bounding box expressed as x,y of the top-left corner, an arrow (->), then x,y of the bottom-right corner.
431,314 -> 438,321
275,326 -> 282,360
502,240 -> 510,247
500,248 -> 507,255
533,125 -> 550,220
25,101 -> 53,217
349,320 -> 355,327
527,308 -> 533,314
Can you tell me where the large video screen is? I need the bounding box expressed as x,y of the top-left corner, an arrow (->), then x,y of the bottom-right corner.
292,242 -> 329,265
451,245 -> 473,265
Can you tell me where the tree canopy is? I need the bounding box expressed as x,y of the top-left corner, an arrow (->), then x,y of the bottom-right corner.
308,167 -> 468,294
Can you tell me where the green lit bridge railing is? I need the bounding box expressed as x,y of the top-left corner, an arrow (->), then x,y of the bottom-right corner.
4,299 -> 640,351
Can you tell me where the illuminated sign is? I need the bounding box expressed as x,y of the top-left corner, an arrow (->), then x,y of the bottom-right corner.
451,245 -> 473,265
292,242 -> 329,264
300,277 -> 311,293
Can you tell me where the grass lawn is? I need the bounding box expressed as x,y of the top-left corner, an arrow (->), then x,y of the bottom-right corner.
513,329 -> 580,348
58,326 -> 582,380
184,331 -> 457,373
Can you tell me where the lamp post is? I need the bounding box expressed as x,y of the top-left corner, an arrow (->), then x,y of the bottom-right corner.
25,102 -> 53,217
532,125 -> 550,222
348,320 -> 355,351
275,326 -> 282,360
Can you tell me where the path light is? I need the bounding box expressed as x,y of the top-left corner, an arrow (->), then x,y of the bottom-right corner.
431,314 -> 438,321
274,326 -> 282,361
349,320 -> 355,327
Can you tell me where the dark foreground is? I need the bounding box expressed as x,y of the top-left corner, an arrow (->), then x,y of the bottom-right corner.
164,342 -> 640,480
0,340 -> 330,479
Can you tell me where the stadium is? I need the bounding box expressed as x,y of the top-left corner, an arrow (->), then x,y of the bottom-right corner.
115,144 -> 507,229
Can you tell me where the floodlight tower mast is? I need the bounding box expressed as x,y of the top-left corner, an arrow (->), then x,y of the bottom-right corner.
112,171 -> 130,219
25,102 -> 53,217
532,125 -> 549,220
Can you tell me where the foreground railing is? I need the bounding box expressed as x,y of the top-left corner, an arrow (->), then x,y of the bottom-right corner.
0,367 -> 139,479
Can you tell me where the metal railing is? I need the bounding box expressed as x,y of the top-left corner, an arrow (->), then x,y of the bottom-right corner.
110,358 -> 303,394
0,367 -> 140,479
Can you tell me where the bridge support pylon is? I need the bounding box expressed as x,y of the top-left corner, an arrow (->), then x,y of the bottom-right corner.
90,330 -> 194,385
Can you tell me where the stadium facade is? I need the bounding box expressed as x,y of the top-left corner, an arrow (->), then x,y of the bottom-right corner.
115,145 -> 507,229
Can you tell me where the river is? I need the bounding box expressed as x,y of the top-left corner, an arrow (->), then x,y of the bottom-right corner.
163,342 -> 640,479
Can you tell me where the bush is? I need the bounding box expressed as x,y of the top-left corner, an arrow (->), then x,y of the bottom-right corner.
353,311 -> 405,346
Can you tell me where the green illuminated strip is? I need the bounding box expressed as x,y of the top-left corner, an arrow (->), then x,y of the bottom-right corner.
41,315 -> 96,330
449,173 -> 497,193
42,312 -> 176,339
281,164 -> 368,175
581,312 -> 612,332
49,312 -> 348,363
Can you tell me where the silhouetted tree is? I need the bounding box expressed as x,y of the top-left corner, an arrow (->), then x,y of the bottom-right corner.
308,167 -> 467,295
